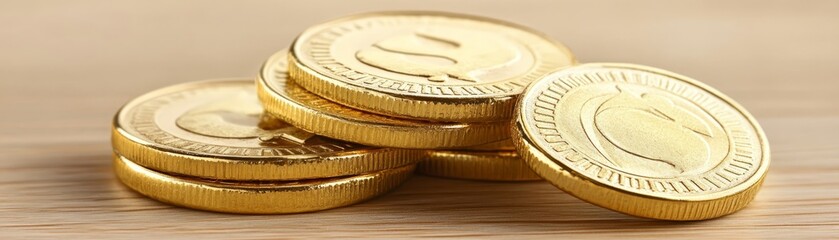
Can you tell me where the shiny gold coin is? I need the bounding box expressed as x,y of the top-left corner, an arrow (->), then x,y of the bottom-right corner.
461,138 -> 516,151
258,50 -> 509,149
418,150 -> 541,181
288,11 -> 575,122
113,154 -> 414,214
112,79 -> 422,181
513,63 -> 770,220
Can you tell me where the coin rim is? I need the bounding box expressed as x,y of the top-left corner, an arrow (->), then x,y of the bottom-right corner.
460,138 -> 517,151
512,63 -> 770,220
418,150 -> 542,181
257,52 -> 510,149
113,79 -> 423,180
288,11 -> 576,122
113,153 -> 415,214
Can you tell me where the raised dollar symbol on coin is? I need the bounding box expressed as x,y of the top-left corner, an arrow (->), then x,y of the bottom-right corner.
175,92 -> 314,145
581,86 -> 717,176
356,28 -> 519,83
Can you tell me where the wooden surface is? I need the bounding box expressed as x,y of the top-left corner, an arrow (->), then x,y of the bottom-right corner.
2,1 -> 838,239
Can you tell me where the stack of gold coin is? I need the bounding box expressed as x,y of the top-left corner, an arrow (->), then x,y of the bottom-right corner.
111,80 -> 423,213
257,12 -> 575,181
113,11 -> 770,220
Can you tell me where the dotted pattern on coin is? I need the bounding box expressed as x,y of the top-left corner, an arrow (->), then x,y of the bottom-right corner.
514,63 -> 769,220
113,80 -> 421,180
289,11 -> 575,121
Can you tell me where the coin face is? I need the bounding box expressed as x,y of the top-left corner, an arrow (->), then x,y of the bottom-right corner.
113,154 -> 415,214
259,50 -> 509,149
113,79 -> 421,180
514,63 -> 769,220
289,11 -> 575,121
117,80 -> 353,156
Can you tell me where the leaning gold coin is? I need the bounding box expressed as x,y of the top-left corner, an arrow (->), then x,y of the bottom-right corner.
513,63 -> 770,220
113,154 -> 414,214
288,11 -> 575,122
418,150 -> 541,181
258,50 -> 509,149
112,79 -> 422,181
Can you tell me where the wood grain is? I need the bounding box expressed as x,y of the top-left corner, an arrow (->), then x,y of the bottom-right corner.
1,0 -> 838,239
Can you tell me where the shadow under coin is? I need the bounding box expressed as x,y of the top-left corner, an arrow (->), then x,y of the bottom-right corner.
356,175 -> 695,232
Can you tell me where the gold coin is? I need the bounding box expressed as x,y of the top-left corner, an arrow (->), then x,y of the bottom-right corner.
258,50 -> 509,149
461,138 -> 516,151
418,150 -> 541,181
513,63 -> 770,220
112,79 -> 422,180
113,154 -> 414,214
288,11 -> 575,122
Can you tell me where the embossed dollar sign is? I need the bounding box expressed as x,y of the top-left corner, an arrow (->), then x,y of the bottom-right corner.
356,28 -> 519,83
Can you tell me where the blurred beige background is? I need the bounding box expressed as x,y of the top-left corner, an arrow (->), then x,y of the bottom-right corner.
1,1 -> 838,239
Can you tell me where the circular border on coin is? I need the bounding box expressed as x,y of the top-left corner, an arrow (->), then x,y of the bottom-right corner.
513,63 -> 770,220
258,50 -> 509,149
289,11 -> 575,122
113,153 -> 415,214
418,150 -> 541,181
113,79 -> 422,181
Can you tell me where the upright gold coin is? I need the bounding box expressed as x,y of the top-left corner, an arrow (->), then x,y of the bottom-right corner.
258,50 -> 509,149
513,63 -> 770,220
418,150 -> 541,181
113,154 -> 414,214
112,79 -> 422,181
288,11 -> 575,122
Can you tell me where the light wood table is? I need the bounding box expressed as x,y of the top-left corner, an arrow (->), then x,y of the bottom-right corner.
2,1 -> 837,239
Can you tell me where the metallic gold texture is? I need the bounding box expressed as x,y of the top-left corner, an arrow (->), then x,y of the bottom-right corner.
113,154 -> 415,214
418,150 -> 541,181
288,11 -> 575,122
513,63 -> 770,220
257,50 -> 510,149
113,79 -> 422,180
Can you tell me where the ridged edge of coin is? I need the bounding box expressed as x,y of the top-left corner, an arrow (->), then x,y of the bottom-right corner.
512,125 -> 766,220
113,124 -> 422,181
287,11 -> 576,122
113,153 -> 415,214
459,138 -> 517,151
257,53 -> 510,149
418,150 -> 541,181
111,79 -> 424,181
511,63 -> 771,220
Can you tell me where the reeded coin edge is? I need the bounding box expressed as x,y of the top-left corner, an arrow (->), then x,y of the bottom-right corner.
257,54 -> 510,149
114,79 -> 341,160
112,79 -> 424,180
113,125 -> 422,181
512,127 -> 765,220
288,11 -> 576,122
288,53 -> 514,122
512,63 -> 770,220
459,138 -> 517,151
113,153 -> 415,214
418,150 -> 541,181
